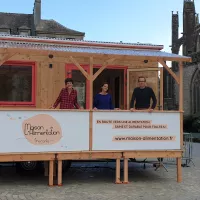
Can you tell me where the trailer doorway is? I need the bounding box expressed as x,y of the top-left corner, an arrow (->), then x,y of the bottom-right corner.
93,68 -> 126,109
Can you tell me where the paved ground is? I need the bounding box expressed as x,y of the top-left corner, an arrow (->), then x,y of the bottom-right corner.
0,144 -> 199,200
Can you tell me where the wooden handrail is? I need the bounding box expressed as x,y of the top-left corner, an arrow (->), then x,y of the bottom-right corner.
0,108 -> 183,113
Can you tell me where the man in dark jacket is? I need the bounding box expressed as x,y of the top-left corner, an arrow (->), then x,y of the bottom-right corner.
130,76 -> 157,112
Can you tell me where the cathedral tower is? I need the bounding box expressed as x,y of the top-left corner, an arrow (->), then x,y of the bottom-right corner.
183,0 -> 196,55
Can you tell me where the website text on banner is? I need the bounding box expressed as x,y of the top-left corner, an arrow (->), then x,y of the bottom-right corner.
92,112 -> 180,151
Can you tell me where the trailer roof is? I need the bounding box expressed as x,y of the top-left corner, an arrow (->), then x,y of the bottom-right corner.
0,35 -> 192,62
0,35 -> 164,50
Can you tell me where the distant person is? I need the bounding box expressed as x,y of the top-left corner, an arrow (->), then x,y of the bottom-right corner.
51,78 -> 81,109
130,76 -> 157,112
93,82 -> 118,110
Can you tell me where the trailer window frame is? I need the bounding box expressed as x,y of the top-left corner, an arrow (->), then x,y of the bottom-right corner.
0,61 -> 36,106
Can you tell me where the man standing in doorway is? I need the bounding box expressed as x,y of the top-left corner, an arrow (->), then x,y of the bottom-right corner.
130,76 -> 157,112
51,78 -> 81,109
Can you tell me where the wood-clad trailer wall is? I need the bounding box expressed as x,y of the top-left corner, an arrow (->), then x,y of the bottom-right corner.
4,54 -> 158,69
36,62 -> 66,108
0,54 -> 159,109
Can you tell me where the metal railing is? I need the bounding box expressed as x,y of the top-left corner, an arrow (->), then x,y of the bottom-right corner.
166,132 -> 195,167
131,132 -> 195,170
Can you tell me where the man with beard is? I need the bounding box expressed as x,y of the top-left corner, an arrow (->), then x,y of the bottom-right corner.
130,76 -> 157,112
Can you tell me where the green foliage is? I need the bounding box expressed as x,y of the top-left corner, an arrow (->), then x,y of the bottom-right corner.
192,117 -> 200,132
186,51 -> 200,66
183,112 -> 200,133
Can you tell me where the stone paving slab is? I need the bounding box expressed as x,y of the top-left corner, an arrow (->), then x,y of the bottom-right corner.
0,144 -> 199,200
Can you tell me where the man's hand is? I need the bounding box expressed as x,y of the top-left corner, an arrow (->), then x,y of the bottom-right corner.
148,108 -> 153,113
114,108 -> 120,110
49,105 -> 55,109
130,108 -> 135,112
93,107 -> 98,110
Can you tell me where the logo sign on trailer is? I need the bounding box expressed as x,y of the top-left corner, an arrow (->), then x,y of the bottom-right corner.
0,110 -> 89,153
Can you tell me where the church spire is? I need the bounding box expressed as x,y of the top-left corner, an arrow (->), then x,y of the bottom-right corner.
195,13 -> 199,25
171,11 -> 179,54
183,0 -> 196,55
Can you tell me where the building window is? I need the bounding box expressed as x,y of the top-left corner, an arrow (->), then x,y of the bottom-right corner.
18,27 -> 30,36
0,29 -> 10,35
19,31 -> 29,36
0,62 -> 36,106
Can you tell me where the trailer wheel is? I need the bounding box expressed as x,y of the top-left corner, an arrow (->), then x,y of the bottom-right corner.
16,160 -> 71,175
16,161 -> 44,175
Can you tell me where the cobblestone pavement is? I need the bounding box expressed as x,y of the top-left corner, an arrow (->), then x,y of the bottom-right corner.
0,144 -> 199,200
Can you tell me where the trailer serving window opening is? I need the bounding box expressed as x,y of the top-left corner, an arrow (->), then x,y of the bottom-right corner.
66,64 -> 126,109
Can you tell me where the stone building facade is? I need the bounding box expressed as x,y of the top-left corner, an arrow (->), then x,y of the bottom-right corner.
164,0 -> 200,117
0,0 -> 85,39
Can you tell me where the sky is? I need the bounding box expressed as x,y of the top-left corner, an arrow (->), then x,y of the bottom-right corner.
1,0 -> 200,55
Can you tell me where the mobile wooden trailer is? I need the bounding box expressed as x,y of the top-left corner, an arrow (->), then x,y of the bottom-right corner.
0,35 -> 191,186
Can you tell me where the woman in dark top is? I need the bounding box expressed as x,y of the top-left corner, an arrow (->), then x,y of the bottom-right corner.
93,82 -> 114,110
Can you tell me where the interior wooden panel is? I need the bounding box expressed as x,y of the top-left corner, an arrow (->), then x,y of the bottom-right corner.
128,69 -> 158,109
70,70 -> 86,108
